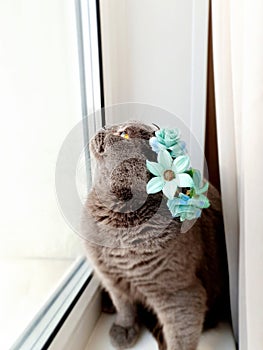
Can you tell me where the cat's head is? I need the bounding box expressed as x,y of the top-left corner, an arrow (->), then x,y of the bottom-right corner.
90,121 -> 157,202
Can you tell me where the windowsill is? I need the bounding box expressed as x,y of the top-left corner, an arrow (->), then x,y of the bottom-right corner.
42,274 -> 236,350
86,314 -> 236,350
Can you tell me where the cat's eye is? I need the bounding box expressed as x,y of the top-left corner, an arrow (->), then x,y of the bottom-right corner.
120,131 -> 129,139
113,128 -> 130,138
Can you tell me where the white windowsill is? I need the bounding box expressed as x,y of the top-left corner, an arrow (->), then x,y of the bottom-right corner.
86,314 -> 236,350
47,274 -> 236,350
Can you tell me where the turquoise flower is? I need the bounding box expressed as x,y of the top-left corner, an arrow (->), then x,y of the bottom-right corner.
177,207 -> 202,221
156,128 -> 181,147
167,194 -> 200,221
188,169 -> 210,208
146,127 -> 210,222
167,192 -> 208,221
166,171 -> 210,221
174,208 -> 202,221
149,128 -> 186,157
146,150 -> 194,200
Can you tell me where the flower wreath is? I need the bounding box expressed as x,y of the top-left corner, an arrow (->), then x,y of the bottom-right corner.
146,128 -> 210,221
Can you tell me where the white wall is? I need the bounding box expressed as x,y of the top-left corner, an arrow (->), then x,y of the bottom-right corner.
100,0 -> 209,168
0,0 -> 82,258
0,0 -> 209,258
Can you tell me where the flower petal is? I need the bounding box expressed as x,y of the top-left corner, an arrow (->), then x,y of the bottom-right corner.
162,179 -> 178,199
172,155 -> 190,173
181,208 -> 201,221
146,177 -> 164,194
149,137 -> 167,153
155,129 -> 165,144
178,193 -> 190,201
193,194 -> 210,208
196,181 -> 209,195
192,169 -> 201,187
146,160 -> 164,176
157,150 -> 173,169
167,199 -> 181,217
149,137 -> 160,153
164,137 -> 175,148
176,173 -> 194,188
169,141 -> 186,157
164,129 -> 179,147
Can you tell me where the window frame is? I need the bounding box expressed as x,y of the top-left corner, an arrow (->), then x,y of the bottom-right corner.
10,0 -> 104,348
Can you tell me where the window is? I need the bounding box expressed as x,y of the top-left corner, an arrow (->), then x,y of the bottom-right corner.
0,0 -> 103,348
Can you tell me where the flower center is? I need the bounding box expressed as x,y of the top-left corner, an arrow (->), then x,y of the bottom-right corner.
163,170 -> 175,181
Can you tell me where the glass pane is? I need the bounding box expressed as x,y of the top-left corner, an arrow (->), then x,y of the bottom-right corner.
0,1 -> 100,348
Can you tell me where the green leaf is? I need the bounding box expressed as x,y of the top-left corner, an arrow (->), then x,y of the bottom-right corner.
186,168 -> 194,177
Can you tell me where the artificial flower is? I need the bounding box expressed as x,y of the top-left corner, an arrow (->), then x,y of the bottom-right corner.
167,186 -> 210,221
179,207 -> 202,221
146,150 -> 193,200
149,128 -> 186,156
186,169 -> 210,208
155,128 -> 181,147
167,191 -> 209,221
146,127 -> 210,222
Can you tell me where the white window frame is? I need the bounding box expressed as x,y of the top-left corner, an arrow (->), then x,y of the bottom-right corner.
11,0 -> 104,348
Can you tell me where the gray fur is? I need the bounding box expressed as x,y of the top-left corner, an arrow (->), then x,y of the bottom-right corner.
81,121 -> 229,350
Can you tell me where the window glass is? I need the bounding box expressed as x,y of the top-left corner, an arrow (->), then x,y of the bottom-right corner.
0,1 -> 94,348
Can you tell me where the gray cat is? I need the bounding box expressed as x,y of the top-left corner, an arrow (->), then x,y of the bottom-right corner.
81,121 -> 229,350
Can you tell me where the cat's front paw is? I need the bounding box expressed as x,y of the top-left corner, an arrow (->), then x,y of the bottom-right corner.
109,323 -> 139,349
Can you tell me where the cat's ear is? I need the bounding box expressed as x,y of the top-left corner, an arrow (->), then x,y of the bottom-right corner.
152,123 -> 160,130
90,130 -> 106,157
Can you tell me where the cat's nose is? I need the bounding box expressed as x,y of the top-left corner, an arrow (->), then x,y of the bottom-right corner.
112,187 -> 133,202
